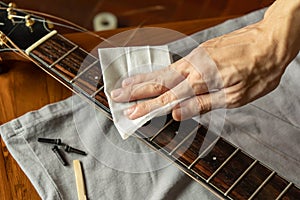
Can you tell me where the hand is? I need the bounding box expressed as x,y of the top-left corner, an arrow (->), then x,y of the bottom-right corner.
111,0 -> 300,121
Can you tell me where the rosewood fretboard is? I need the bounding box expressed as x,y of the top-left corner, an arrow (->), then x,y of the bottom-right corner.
27,32 -> 300,200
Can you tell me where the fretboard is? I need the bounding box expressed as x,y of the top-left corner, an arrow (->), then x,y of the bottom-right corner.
26,32 -> 300,200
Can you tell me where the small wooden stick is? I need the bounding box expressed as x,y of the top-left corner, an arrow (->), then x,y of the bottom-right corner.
73,160 -> 87,200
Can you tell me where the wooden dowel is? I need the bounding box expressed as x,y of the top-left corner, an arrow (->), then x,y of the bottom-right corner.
73,160 -> 87,200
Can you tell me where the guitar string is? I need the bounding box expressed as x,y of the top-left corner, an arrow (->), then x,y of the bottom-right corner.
0,7 -> 117,48
0,7 -> 152,49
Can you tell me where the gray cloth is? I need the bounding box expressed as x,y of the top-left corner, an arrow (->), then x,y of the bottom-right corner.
0,97 -> 217,200
1,8 -> 299,200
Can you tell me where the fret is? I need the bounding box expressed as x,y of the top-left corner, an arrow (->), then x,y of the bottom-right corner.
70,60 -> 99,83
152,119 -> 199,153
280,184 -> 300,200
150,119 -> 174,141
224,160 -> 258,196
57,34 -> 98,61
169,125 -> 200,155
188,136 -> 220,169
73,64 -> 103,95
228,162 -> 272,199
207,148 -> 240,183
209,150 -> 254,193
93,91 -> 109,109
57,34 -> 79,50
91,86 -> 104,98
138,115 -> 173,138
171,125 -> 210,165
253,174 -> 289,200
73,84 -> 95,98
187,136 -> 236,180
248,171 -> 276,200
73,72 -> 102,95
26,32 -> 111,110
31,34 -> 77,66
276,182 -> 293,200
48,45 -> 79,68
58,49 -> 97,81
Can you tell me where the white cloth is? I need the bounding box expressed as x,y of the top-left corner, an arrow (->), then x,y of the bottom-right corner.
99,45 -> 181,139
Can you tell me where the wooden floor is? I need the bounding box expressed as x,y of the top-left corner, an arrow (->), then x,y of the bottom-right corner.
0,1 -> 273,199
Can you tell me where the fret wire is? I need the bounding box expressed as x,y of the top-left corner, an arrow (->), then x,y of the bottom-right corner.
52,68 -> 75,83
188,136 -> 220,169
206,148 -> 240,183
224,160 -> 258,196
29,53 -> 79,93
73,83 -> 96,98
275,182 -> 293,200
48,45 -> 79,68
30,53 -> 77,84
90,86 -> 104,98
150,119 -> 174,141
169,125 -> 201,156
70,60 -> 99,83
57,34 -> 98,60
248,171 -> 276,200
30,53 -> 51,68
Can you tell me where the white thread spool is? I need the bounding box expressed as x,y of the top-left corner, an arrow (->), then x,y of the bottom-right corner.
93,12 -> 117,31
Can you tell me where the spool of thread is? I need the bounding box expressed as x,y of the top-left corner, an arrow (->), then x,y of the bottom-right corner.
93,12 -> 117,31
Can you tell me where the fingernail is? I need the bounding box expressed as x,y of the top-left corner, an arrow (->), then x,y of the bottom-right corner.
124,106 -> 136,117
173,109 -> 182,121
111,88 -> 122,98
173,107 -> 189,121
122,78 -> 133,86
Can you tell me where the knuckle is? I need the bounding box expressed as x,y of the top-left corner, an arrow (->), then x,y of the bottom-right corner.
190,71 -> 202,80
159,93 -> 174,105
149,77 -> 167,94
226,91 -> 244,108
196,96 -> 210,112
152,83 -> 165,93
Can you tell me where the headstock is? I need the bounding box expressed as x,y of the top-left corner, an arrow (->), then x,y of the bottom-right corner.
0,2 -> 53,51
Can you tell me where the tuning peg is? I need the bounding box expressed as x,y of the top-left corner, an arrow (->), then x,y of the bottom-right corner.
25,15 -> 35,32
7,5 -> 16,25
8,2 -> 17,8
46,20 -> 54,29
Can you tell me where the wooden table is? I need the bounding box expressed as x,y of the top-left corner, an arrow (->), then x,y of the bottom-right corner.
0,4 -> 271,200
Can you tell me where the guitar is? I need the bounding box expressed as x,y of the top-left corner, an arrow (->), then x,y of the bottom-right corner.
0,2 -> 299,199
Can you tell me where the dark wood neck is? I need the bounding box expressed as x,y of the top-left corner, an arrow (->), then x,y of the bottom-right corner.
27,32 -> 300,200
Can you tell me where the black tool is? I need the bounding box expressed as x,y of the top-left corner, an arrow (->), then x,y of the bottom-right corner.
52,146 -> 68,166
38,138 -> 62,145
64,145 -> 87,156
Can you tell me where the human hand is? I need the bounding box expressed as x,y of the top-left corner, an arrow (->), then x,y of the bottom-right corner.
111,0 -> 300,121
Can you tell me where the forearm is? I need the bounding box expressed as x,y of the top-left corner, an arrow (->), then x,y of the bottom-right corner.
263,0 -> 300,68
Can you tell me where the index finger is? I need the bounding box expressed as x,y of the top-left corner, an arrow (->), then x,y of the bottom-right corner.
124,79 -> 194,119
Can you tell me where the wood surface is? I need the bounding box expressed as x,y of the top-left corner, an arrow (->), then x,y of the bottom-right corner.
0,1 -> 273,199
3,0 -> 273,29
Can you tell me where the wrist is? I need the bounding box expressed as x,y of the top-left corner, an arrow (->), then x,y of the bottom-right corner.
262,0 -> 300,69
